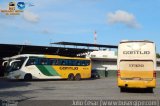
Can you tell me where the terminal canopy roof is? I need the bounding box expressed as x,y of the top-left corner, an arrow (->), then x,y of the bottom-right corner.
0,42 -> 118,59
0,44 -> 93,59
52,41 -> 118,49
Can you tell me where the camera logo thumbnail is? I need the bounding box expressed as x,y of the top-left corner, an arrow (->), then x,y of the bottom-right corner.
0,1 -> 34,15
9,2 -> 16,11
17,2 -> 25,10
0,2 -> 23,15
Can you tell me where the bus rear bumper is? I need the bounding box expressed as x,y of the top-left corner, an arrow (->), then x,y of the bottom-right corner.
118,78 -> 156,88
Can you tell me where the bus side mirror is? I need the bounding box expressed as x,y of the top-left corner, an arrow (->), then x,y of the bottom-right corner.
9,60 -> 21,66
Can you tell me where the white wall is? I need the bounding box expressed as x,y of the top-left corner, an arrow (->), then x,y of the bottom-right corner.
92,60 -> 117,71
86,50 -> 117,59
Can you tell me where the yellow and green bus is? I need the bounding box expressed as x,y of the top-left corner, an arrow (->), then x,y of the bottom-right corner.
117,40 -> 156,92
3,54 -> 91,80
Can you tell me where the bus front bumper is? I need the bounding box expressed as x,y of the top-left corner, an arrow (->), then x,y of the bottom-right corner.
6,72 -> 24,80
118,78 -> 156,88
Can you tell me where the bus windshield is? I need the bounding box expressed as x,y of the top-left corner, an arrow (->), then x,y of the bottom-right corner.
6,57 -> 27,72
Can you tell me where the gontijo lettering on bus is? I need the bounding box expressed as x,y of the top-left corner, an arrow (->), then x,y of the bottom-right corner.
123,51 -> 150,54
59,67 -> 78,70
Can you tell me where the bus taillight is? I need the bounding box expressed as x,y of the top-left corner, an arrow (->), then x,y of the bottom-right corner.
117,70 -> 120,77
153,71 -> 156,78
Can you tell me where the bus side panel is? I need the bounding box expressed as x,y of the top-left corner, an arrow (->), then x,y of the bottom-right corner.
52,66 -> 91,79
25,65 -> 62,79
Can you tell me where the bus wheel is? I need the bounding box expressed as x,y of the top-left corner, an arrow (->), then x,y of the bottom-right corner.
146,88 -> 153,93
68,74 -> 74,81
24,74 -> 32,81
120,88 -> 126,92
75,74 -> 81,81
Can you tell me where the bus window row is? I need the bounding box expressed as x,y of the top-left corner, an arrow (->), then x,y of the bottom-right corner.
26,57 -> 90,66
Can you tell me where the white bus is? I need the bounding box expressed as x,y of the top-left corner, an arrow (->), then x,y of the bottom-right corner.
117,40 -> 156,92
3,54 -> 91,80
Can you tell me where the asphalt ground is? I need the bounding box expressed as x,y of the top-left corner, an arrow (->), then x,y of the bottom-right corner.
0,78 -> 160,105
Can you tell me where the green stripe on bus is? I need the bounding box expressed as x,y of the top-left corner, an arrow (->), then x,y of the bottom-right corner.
36,65 -> 53,76
36,65 -> 60,76
44,66 -> 60,76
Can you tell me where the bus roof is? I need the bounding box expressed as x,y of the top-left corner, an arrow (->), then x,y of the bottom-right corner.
3,54 -> 89,60
120,40 -> 154,44
3,54 -> 44,60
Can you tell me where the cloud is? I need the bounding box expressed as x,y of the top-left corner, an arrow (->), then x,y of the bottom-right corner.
23,11 -> 39,23
107,10 -> 141,28
41,29 -> 52,34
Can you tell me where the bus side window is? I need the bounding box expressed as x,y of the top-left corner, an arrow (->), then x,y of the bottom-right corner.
81,61 -> 86,66
65,60 -> 68,65
40,58 -> 48,65
63,60 -> 68,65
72,60 -> 78,66
59,59 -> 66,65
86,60 -> 90,66
57,59 -> 62,65
61,60 -> 65,65
26,58 -> 37,66
76,60 -> 81,66
68,60 -> 73,66
50,59 -> 57,65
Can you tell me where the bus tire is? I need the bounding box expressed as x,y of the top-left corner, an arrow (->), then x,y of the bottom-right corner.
120,88 -> 125,92
146,88 -> 153,93
68,74 -> 74,81
24,74 -> 32,81
75,74 -> 81,81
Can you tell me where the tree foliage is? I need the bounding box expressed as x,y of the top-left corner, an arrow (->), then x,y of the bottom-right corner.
156,53 -> 160,58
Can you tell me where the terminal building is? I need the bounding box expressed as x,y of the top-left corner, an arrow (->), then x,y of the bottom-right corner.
86,50 -> 117,77
0,41 -> 160,78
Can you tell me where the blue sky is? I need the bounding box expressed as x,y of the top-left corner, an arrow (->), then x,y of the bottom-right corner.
0,0 -> 160,52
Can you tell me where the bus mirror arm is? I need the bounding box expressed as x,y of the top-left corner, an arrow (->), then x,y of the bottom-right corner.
2,61 -> 8,66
